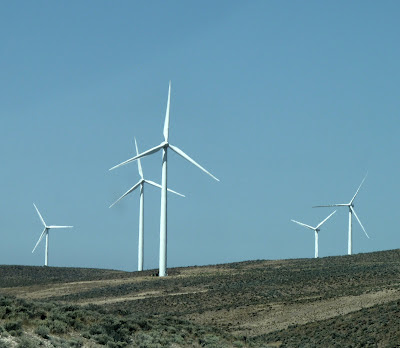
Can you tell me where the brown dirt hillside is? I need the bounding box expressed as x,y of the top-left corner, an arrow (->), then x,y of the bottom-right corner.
1,249 -> 400,347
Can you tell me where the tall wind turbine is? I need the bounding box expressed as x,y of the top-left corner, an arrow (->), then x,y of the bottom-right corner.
109,138 -> 185,272
110,81 -> 219,277
291,210 -> 336,258
32,203 -> 73,266
313,174 -> 369,255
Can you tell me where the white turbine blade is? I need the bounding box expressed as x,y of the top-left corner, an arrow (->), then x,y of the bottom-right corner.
48,226 -> 73,229
109,143 -> 164,171
134,137 -> 144,179
313,204 -> 347,208
163,81 -> 171,142
350,173 -> 368,204
316,210 -> 337,229
33,203 -> 46,227
109,180 -> 142,208
350,206 -> 370,238
32,228 -> 47,253
144,179 -> 161,189
291,219 -> 316,231
169,144 -> 220,182
167,187 -> 185,197
144,179 -> 185,197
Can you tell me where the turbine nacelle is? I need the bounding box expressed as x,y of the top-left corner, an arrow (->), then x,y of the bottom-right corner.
313,174 -> 369,255
109,176 -> 185,208
291,210 -> 336,233
109,139 -> 185,209
290,210 -> 336,259
32,203 -> 73,266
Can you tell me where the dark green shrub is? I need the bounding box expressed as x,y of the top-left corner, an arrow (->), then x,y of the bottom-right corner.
49,320 -> 68,334
135,332 -> 154,346
48,336 -> 70,348
17,337 -> 39,348
0,297 -> 12,306
165,326 -> 176,334
111,327 -> 130,343
107,341 -> 128,348
4,318 -> 17,329
9,330 -> 22,337
82,331 -> 91,339
138,320 -> 151,330
95,333 -> 112,345
4,320 -> 22,334
2,306 -> 13,319
35,325 -> 50,339
67,338 -> 84,347
49,308 -> 68,322
171,334 -> 184,344
65,310 -> 86,330
89,324 -> 105,335
199,334 -> 224,347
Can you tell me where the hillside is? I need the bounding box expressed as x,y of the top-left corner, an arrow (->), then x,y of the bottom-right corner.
1,250 -> 400,347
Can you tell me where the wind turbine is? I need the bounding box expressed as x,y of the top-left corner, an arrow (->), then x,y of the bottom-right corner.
291,210 -> 336,258
109,138 -> 185,272
32,203 -> 73,266
110,81 -> 219,277
313,174 -> 369,255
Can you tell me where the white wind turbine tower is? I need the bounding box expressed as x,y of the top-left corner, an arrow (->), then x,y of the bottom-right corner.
32,203 -> 73,266
313,174 -> 370,255
110,81 -> 219,277
109,138 -> 185,272
291,210 -> 336,258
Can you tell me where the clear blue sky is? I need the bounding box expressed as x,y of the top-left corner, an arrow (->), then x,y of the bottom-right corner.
1,1 -> 399,271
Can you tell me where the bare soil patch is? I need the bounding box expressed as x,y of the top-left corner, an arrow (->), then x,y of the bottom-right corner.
187,289 -> 400,337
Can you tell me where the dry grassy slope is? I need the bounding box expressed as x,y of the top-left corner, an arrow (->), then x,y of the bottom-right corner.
1,249 -> 400,346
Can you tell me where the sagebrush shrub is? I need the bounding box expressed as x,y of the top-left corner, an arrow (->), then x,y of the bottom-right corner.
35,325 -> 50,339
95,333 -> 112,345
16,337 -> 39,348
89,324 -> 105,335
67,338 -> 84,347
4,320 -> 22,332
49,320 -> 68,334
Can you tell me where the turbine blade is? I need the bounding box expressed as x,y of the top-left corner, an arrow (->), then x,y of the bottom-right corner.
134,138 -> 144,179
313,204 -> 347,208
32,228 -> 47,253
167,187 -> 185,197
316,210 -> 337,229
350,206 -> 370,238
144,179 -> 161,189
109,143 -> 164,171
48,226 -> 73,229
169,144 -> 220,182
163,81 -> 171,142
291,220 -> 316,231
33,203 -> 46,227
144,179 -> 185,197
109,180 -> 142,208
350,173 -> 368,204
